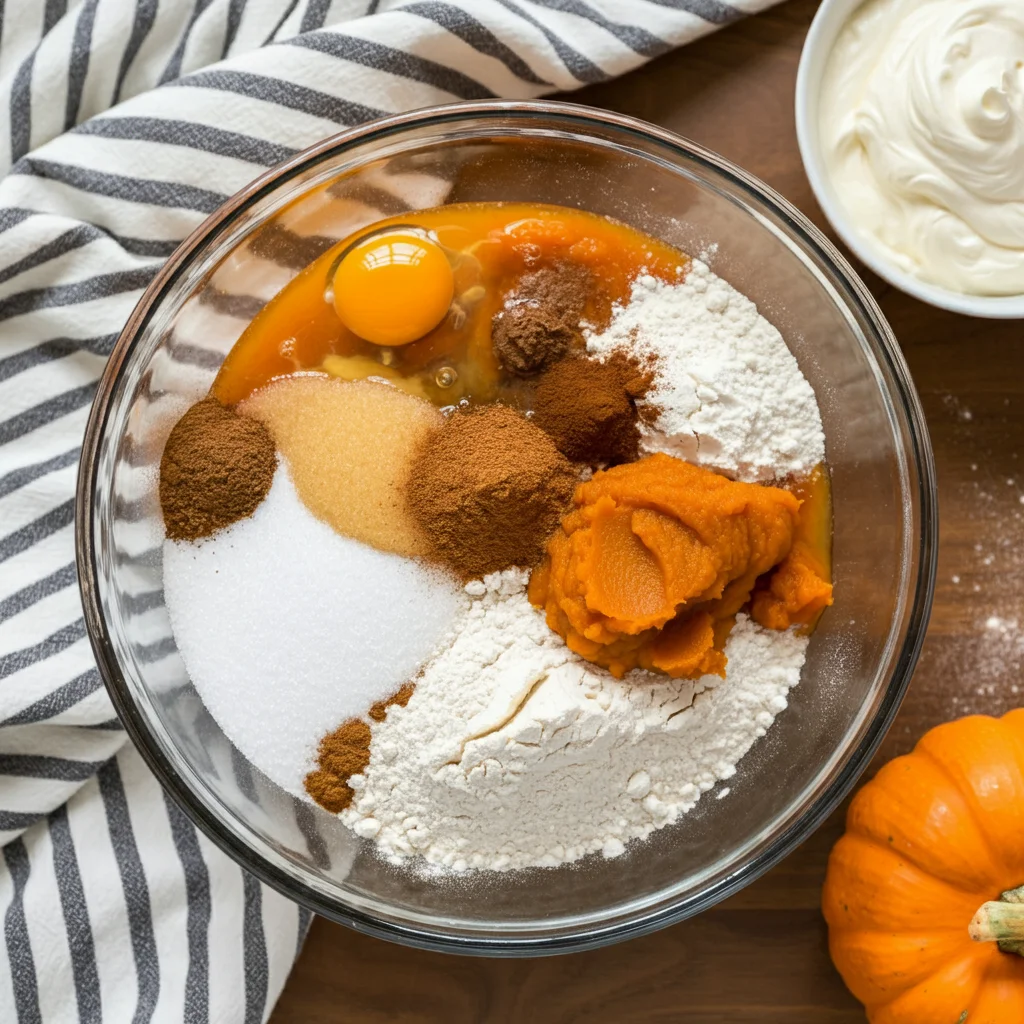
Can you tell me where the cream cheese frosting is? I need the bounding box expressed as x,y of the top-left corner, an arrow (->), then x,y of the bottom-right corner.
820,0 -> 1024,296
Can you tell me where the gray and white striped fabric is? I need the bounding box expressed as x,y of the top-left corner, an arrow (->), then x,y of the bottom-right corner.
0,0 -> 780,1019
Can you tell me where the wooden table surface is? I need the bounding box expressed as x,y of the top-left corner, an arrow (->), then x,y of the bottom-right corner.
271,3 -> 1024,1019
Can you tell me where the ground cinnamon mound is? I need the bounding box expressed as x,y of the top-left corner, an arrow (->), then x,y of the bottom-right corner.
533,352 -> 653,464
159,396 -> 276,541
491,261 -> 593,376
406,405 -> 577,579
305,685 -> 415,813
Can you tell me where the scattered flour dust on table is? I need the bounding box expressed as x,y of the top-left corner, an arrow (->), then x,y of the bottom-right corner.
343,571 -> 808,872
587,260 -> 825,483
163,463 -> 461,798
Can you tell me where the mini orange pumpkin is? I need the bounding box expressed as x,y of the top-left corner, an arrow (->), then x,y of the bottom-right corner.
823,710 -> 1024,1023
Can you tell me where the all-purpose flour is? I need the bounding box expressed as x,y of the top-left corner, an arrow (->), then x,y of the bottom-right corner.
344,571 -> 807,871
587,261 -> 825,483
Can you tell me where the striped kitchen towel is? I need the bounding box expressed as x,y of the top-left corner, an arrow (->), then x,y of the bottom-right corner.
0,0 -> 781,1020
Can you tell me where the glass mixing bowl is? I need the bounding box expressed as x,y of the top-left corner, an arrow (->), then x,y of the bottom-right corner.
76,101 -> 936,955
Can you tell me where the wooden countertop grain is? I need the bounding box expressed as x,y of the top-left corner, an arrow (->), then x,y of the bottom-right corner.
271,2 -> 1024,1019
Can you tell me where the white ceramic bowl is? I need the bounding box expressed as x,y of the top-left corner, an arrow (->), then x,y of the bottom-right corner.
795,0 -> 1024,320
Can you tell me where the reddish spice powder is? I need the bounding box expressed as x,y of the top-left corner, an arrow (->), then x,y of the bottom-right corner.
405,405 -> 577,580
304,685 -> 415,813
491,261 -> 594,376
532,352 -> 654,465
159,396 -> 276,540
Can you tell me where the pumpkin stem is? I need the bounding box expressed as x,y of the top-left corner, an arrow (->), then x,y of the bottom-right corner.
969,885 -> 1024,957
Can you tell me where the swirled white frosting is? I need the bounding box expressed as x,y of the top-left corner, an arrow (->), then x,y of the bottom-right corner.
820,0 -> 1024,296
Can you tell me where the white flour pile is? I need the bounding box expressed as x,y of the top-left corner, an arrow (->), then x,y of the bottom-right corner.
163,464 -> 460,798
588,260 -> 825,483
343,571 -> 806,871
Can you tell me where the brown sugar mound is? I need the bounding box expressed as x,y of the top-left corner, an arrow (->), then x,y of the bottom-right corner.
491,261 -> 593,376
528,453 -> 823,680
305,685 -> 415,813
406,405 -> 577,579
240,375 -> 440,558
159,396 -> 276,541
533,352 -> 653,465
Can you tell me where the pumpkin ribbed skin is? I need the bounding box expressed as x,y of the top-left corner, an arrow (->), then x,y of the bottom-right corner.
823,710 -> 1024,1024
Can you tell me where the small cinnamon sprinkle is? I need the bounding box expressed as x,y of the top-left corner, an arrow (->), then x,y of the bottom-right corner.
304,719 -> 370,813
369,682 -> 414,722
491,261 -> 593,376
305,685 -> 416,812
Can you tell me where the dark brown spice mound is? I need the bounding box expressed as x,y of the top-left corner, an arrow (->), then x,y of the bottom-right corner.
159,396 -> 276,541
533,352 -> 654,465
406,404 -> 577,579
491,261 -> 593,377
305,685 -> 414,813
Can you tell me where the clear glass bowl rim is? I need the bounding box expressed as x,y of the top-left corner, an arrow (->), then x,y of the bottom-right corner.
75,99 -> 938,956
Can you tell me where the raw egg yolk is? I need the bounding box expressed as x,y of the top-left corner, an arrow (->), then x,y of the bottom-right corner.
332,232 -> 454,346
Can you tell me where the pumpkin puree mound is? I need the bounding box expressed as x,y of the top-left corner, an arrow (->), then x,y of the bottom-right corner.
751,543 -> 832,631
528,453 -> 833,679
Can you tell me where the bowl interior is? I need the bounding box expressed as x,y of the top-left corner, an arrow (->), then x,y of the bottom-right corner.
795,0 -> 1024,319
82,106 -> 933,953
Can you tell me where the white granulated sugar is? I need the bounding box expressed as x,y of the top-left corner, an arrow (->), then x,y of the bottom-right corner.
587,260 -> 825,483
343,571 -> 806,871
163,463 -> 460,799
